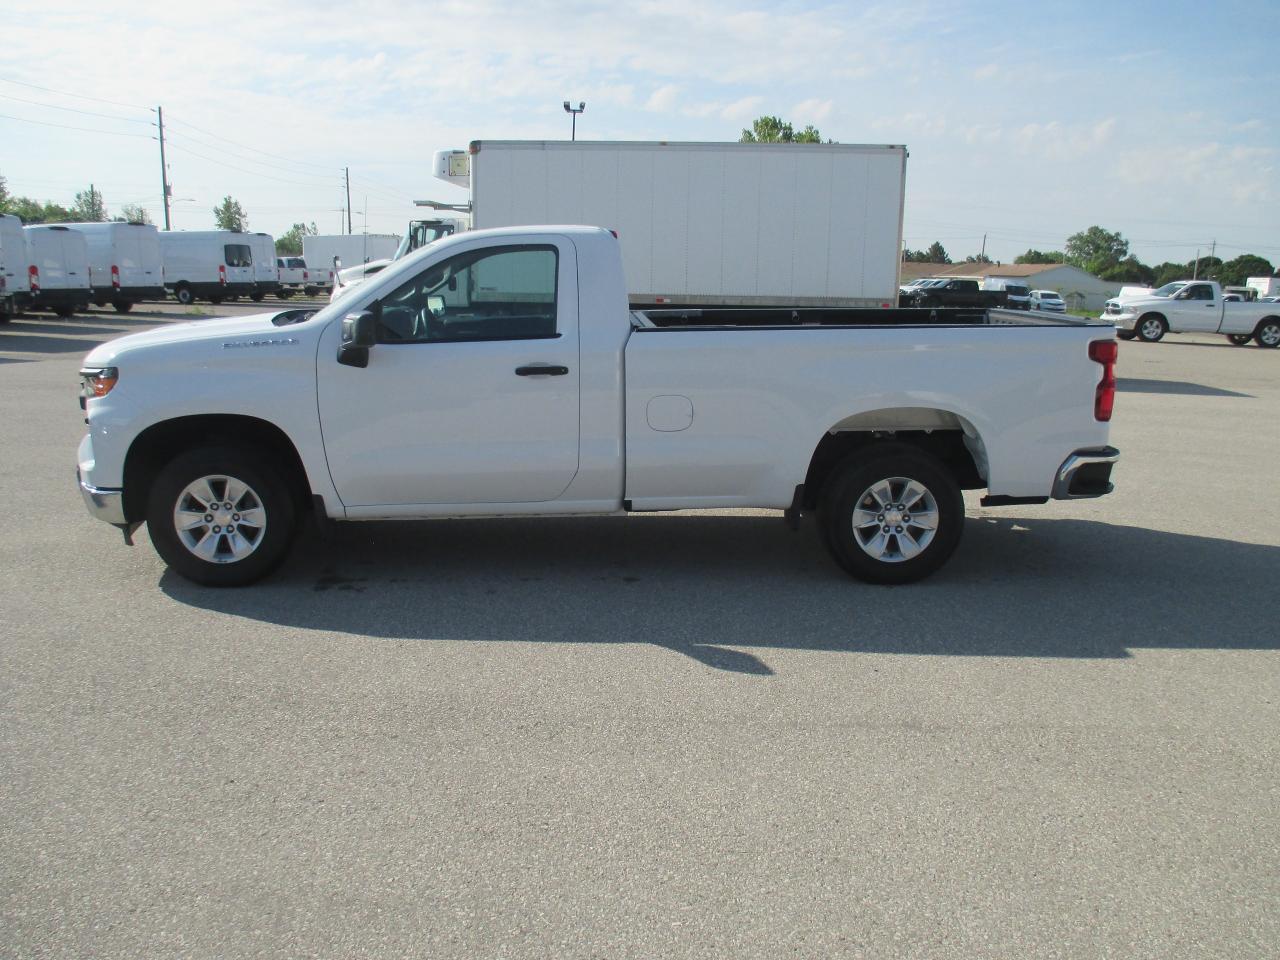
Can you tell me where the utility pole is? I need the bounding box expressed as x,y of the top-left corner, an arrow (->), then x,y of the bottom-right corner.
345,167 -> 352,235
980,233 -> 987,260
156,106 -> 171,230
1193,249 -> 1200,279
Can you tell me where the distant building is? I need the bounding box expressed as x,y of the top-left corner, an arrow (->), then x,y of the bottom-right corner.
901,261 -> 1119,311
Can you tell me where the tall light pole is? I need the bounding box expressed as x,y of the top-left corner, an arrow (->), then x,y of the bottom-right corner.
563,100 -> 585,141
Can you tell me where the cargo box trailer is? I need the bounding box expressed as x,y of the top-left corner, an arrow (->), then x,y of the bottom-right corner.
430,140 -> 908,308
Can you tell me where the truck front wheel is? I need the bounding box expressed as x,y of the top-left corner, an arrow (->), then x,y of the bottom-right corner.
146,447 -> 297,586
1227,334 -> 1253,346
819,445 -> 964,585
1136,315 -> 1167,342
1255,320 -> 1280,348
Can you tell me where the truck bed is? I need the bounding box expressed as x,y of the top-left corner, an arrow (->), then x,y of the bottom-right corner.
632,305 -> 1108,329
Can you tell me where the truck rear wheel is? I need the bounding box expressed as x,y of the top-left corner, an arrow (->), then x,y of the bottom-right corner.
174,285 -> 194,305
1136,315 -> 1167,342
113,301 -> 134,313
146,446 -> 297,587
819,444 -> 964,585
1255,320 -> 1280,348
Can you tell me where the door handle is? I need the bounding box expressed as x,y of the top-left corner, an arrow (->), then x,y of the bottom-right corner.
515,365 -> 569,376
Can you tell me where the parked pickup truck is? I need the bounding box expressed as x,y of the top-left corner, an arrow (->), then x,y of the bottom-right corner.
75,226 -> 1120,587
900,278 -> 1005,309
1104,279 -> 1280,347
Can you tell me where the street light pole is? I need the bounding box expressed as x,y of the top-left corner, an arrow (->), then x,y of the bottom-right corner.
563,100 -> 585,141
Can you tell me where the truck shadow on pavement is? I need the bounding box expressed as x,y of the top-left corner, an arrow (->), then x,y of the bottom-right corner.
1117,377 -> 1252,398
161,514 -> 1280,675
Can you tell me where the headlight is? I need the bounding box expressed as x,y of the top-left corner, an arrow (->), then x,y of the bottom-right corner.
79,367 -> 118,407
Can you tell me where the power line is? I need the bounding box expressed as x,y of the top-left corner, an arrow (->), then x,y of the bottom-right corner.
0,111 -> 154,138
164,141 -> 343,189
163,130 -> 339,184
0,76 -> 150,111
0,92 -> 153,124
164,116 -> 336,172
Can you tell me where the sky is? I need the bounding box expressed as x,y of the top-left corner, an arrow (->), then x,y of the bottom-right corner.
1,0 -> 1277,267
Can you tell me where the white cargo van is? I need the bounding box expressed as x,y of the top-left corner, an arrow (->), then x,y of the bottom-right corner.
248,232 -> 279,301
63,222 -> 164,313
1,214 -> 29,321
24,224 -> 92,317
158,231 -> 256,304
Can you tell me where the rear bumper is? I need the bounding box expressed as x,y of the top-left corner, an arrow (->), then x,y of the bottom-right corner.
1052,446 -> 1119,499
78,468 -> 126,525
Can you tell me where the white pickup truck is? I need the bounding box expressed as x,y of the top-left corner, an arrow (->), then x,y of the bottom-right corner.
1105,279 -> 1280,347
76,226 -> 1120,587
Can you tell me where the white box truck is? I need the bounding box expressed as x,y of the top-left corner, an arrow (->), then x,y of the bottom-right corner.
1,214 -> 29,322
303,234 -> 400,275
248,232 -> 279,301
1245,276 -> 1280,300
432,140 -> 908,307
24,224 -> 92,317
63,221 -> 164,313
158,231 -> 256,304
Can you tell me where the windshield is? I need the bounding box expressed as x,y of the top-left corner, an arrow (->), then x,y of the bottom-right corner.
1151,282 -> 1187,298
394,221 -> 459,260
1038,291 -> 1062,300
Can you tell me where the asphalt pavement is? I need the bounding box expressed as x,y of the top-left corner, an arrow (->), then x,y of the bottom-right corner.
2,302 -> 1278,958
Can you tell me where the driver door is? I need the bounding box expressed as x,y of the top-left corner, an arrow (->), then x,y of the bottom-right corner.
317,238 -> 581,508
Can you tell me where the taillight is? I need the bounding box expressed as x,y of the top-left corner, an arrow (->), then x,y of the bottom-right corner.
110,265 -> 120,289
303,270 -> 309,280
28,265 -> 39,292
218,264 -> 227,285
1089,339 -> 1118,422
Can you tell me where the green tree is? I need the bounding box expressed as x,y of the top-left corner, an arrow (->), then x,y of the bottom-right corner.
213,195 -> 248,232
965,252 -> 992,264
925,241 -> 951,264
1217,254 -> 1274,287
0,174 -> 10,213
1150,262 -> 1185,287
1186,255 -> 1223,281
1099,256 -> 1154,285
1015,249 -> 1065,264
71,184 -> 107,222
7,196 -> 71,224
740,115 -> 824,143
1064,226 -> 1128,275
116,202 -> 152,225
275,221 -> 318,256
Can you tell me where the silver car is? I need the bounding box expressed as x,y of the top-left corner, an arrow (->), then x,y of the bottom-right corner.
1031,289 -> 1066,313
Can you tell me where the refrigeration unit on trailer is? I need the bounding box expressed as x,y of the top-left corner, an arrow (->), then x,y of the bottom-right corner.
23,224 -> 92,317
431,140 -> 908,307
1,214 -> 29,321
63,221 -> 164,312
158,231 -> 256,304
248,233 -> 279,301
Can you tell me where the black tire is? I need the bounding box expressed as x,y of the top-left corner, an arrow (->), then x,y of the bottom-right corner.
1227,334 -> 1253,346
250,292 -> 265,302
276,290 -> 294,300
53,306 -> 76,318
209,296 -> 224,305
94,300 -> 107,308
819,444 -> 964,585
1116,330 -> 1136,341
112,301 -> 134,313
1254,319 -> 1280,349
303,287 -> 317,297
174,285 -> 194,305
1136,314 -> 1167,342
147,446 -> 297,587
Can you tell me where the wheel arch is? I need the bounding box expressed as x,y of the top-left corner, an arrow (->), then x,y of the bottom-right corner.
122,414 -> 312,523
801,407 -> 988,511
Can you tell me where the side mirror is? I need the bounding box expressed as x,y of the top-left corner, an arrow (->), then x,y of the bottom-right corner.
338,309 -> 376,368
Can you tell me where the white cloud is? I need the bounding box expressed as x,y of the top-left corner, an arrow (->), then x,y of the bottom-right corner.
791,99 -> 833,123
720,96 -> 765,121
974,63 -> 999,79
645,85 -> 682,113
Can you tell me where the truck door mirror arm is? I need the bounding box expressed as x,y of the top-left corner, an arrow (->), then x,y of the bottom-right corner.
338,309 -> 377,368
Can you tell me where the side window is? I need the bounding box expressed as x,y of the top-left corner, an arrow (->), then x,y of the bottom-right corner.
1187,284 -> 1213,301
374,245 -> 558,344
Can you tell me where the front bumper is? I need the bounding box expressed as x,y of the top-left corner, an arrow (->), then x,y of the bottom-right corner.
78,468 -> 126,525
1052,446 -> 1119,499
